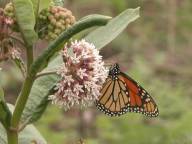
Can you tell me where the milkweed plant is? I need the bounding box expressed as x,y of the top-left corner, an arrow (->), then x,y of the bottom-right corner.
0,0 -> 139,143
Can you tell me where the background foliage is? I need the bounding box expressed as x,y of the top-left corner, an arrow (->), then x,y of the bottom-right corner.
1,0 -> 192,144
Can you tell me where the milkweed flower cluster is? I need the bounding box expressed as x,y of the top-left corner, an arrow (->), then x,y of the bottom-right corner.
49,39 -> 108,110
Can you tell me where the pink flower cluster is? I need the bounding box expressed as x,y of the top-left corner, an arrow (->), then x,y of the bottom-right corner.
49,40 -> 108,110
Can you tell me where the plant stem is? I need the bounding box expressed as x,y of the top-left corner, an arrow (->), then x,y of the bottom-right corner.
11,43 -> 34,130
6,130 -> 18,144
26,46 -> 33,71
11,75 -> 34,128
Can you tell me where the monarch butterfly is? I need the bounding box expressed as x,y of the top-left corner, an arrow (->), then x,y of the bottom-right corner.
95,63 -> 159,117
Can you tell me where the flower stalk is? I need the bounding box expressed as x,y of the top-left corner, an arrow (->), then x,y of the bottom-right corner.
26,45 -> 33,71
6,130 -> 18,144
11,74 -> 34,130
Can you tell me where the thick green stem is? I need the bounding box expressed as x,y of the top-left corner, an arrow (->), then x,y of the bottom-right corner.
7,130 -> 18,144
11,75 -> 34,128
11,41 -> 34,129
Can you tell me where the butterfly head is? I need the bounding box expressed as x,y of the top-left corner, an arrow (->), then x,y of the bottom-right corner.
109,63 -> 120,80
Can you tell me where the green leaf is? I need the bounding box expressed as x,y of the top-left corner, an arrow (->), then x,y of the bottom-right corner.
0,87 -> 4,101
0,120 -> 47,144
53,0 -> 64,6
13,0 -> 38,46
44,7 -> 140,71
0,125 -> 6,144
79,14 -> 112,22
0,102 -> 11,128
39,0 -> 52,12
19,125 -> 47,144
21,74 -> 59,124
0,104 -> 47,144
0,88 -> 11,129
31,0 -> 40,17
84,7 -> 140,50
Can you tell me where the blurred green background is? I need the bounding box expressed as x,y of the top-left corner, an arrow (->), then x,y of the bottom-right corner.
1,0 -> 192,144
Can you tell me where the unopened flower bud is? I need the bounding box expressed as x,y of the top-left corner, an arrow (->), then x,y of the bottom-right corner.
37,5 -> 76,41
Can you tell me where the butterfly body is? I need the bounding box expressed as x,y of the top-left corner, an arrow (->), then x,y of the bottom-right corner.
96,63 -> 159,117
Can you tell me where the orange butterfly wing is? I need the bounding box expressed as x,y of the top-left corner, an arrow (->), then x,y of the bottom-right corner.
95,69 -> 159,117
119,72 -> 159,117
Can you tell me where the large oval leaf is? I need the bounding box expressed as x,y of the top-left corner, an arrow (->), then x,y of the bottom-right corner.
0,123 -> 47,144
0,102 -> 11,129
21,75 -> 58,124
19,125 -> 47,144
84,7 -> 140,49
0,105 -> 47,144
13,0 -> 38,46
21,8 -> 139,124
0,87 -> 11,129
